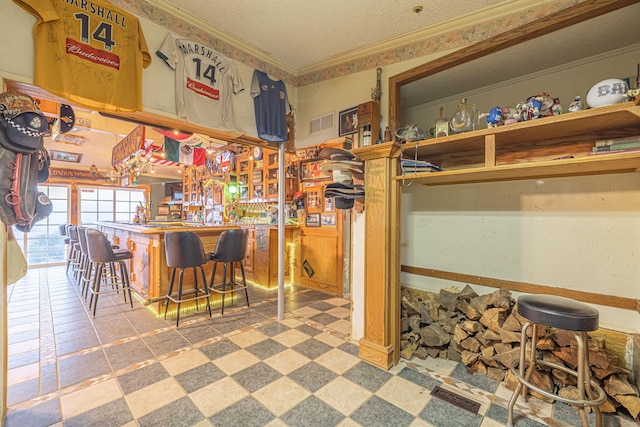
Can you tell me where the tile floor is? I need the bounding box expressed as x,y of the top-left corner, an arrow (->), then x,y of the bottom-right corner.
5,266 -> 638,426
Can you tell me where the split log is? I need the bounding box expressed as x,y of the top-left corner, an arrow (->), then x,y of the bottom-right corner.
614,395 -> 640,419
460,319 -> 483,333
459,284 -> 478,300
479,307 -> 507,333
501,313 -> 521,332
457,299 -> 481,320
460,337 -> 482,353
604,374 -> 638,397
453,325 -> 469,344
436,288 -> 460,311
421,323 -> 451,347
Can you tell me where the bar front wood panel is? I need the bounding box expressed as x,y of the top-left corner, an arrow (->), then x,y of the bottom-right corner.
99,223 -> 237,313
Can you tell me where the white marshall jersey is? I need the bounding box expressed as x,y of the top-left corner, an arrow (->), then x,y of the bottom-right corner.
157,33 -> 243,131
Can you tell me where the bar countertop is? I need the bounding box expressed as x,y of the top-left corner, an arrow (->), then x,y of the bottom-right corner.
96,221 -> 240,234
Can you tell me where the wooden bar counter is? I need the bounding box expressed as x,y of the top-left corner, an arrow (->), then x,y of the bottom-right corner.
97,222 -> 299,313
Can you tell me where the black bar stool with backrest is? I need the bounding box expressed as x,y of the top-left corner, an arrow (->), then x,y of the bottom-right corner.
74,226 -> 89,288
65,225 -> 81,276
507,295 -> 607,427
208,229 -> 249,315
85,228 -> 134,318
76,226 -> 97,298
164,231 -> 212,327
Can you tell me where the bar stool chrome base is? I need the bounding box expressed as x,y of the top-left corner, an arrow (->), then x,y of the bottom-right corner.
507,295 -> 606,427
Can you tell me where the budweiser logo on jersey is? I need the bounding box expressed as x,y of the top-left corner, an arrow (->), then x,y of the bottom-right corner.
66,38 -> 120,70
186,77 -> 220,100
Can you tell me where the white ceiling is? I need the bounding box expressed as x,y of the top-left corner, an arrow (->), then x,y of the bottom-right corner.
149,0 -> 515,72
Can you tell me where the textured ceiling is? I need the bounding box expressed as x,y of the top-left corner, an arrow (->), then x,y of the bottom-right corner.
151,0 -> 511,71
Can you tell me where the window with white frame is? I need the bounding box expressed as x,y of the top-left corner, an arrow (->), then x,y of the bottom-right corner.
79,186 -> 145,225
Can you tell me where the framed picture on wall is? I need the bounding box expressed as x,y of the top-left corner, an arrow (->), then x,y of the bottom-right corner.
305,213 -> 320,227
158,206 -> 170,215
321,213 -> 336,226
339,107 -> 358,136
300,159 -> 330,181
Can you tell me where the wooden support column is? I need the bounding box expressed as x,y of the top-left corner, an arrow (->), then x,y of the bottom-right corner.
352,142 -> 401,369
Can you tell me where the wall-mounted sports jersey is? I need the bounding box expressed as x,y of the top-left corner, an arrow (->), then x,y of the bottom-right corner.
250,70 -> 290,143
156,33 -> 244,131
14,0 -> 152,112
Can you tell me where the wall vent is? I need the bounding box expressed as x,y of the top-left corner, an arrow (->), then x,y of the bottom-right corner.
310,112 -> 334,134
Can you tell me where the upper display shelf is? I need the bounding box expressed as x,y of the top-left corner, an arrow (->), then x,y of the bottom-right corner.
395,100 -> 640,186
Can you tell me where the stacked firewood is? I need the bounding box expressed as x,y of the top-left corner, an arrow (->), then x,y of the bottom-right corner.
400,286 -> 640,418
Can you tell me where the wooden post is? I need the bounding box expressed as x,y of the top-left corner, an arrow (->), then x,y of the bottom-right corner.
353,142 -> 401,369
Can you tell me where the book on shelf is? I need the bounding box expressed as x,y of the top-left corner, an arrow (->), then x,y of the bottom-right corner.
592,141 -> 640,152
594,135 -> 640,147
587,146 -> 640,156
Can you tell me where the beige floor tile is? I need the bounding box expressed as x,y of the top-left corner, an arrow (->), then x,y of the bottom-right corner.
7,362 -> 39,386
8,338 -> 39,355
315,377 -> 371,416
479,417 -> 505,427
376,376 -> 430,415
325,306 -> 350,318
278,317 -> 304,328
161,349 -> 210,376
265,419 -> 287,427
494,383 -> 552,419
315,348 -> 360,375
228,328 -> 269,348
264,349 -> 311,375
192,419 -> 214,427
61,378 -> 122,419
212,349 -> 259,375
409,355 -> 457,376
323,297 -> 350,307
271,329 -> 310,347
290,306 -> 321,318
190,377 -> 248,417
313,332 -> 346,347
410,418 -> 437,427
327,319 -> 350,335
125,377 -> 185,419
337,418 -> 363,427
253,377 -> 310,416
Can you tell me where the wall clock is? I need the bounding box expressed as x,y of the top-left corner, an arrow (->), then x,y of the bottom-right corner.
253,146 -> 263,160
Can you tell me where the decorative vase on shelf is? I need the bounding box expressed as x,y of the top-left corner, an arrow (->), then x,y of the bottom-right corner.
450,98 -> 476,133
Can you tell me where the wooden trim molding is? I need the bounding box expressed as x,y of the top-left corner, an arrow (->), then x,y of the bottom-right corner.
401,265 -> 639,312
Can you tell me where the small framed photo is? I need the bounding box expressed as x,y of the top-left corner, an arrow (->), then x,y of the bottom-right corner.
300,159 -> 330,181
158,206 -> 170,215
339,107 -> 358,136
321,214 -> 336,226
305,213 -> 321,227
50,150 -> 82,163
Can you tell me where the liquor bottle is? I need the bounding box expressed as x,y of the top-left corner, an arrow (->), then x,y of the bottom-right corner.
434,106 -> 448,137
450,98 -> 476,133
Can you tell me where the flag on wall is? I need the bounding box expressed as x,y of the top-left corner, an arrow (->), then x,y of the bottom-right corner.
164,137 -> 206,165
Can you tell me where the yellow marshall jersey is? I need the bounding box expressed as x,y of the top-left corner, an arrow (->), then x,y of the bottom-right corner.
14,0 -> 151,112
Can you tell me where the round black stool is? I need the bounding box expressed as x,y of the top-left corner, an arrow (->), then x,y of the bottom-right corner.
164,231 -> 212,327
507,295 -> 606,427
208,229 -> 249,315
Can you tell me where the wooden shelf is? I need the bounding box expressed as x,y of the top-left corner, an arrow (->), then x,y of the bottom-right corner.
399,152 -> 640,185
396,101 -> 640,186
